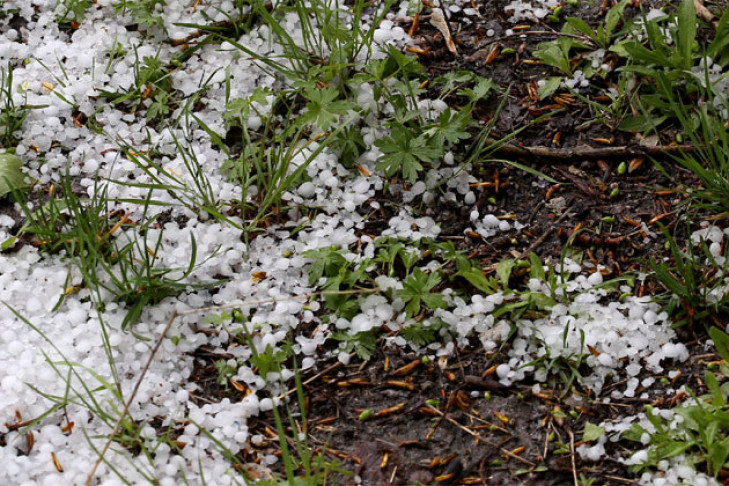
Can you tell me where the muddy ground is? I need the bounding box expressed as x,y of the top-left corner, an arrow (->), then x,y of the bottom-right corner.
192,0 -> 724,484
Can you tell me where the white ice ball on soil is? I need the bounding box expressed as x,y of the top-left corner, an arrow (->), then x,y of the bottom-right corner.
587,271 -> 603,287
496,364 -> 510,379
597,353 -> 613,367
298,182 -> 316,199
483,214 -> 500,228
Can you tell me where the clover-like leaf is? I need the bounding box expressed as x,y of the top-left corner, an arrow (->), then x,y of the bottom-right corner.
376,125 -> 443,182
0,153 -> 27,198
299,86 -> 356,131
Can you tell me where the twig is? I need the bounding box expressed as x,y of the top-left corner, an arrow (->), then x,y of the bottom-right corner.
489,30 -> 597,47
569,429 -> 579,486
604,474 -> 640,484
276,358 -> 349,400
424,405 -> 534,466
518,206 -> 574,258
487,142 -> 697,161
694,0 -> 719,28
86,309 -> 179,485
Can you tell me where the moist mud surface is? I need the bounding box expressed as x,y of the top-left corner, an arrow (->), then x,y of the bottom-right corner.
188,0 -> 724,484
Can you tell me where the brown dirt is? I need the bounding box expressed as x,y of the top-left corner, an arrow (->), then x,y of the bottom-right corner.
187,0 -> 726,484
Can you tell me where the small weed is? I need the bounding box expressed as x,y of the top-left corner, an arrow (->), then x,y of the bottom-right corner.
524,323 -> 590,396
16,171 -> 223,329
214,359 -> 237,386
5,304 -> 163,483
234,0 -> 396,88
620,328 -> 729,478
564,0 -> 629,49
654,76 -> 729,215
0,64 -> 42,149
113,0 -> 166,33
221,84 -> 353,244
96,47 -> 176,123
532,37 -> 588,77
115,130 -> 238,227
648,224 -> 729,330
578,474 -> 597,486
55,0 -> 93,29
375,123 -> 443,182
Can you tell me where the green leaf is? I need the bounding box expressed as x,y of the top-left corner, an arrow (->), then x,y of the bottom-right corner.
458,268 -> 498,293
401,321 -> 437,346
582,422 -> 605,442
565,17 -> 597,41
708,436 -> 729,477
398,248 -> 419,273
620,41 -> 672,67
496,259 -> 517,288
117,0 -> 166,30
422,292 -> 448,310
1,235 -> 17,250
529,253 -> 546,280
204,311 -> 232,326
303,247 -> 350,285
705,369 -> 725,406
538,77 -> 562,100
604,0 -> 629,38
529,292 -> 557,311
57,0 -> 93,24
398,268 -> 447,316
618,114 -> 667,132
621,423 -> 649,442
250,345 -> 287,379
710,327 -> 729,365
0,153 -> 27,197
676,0 -> 697,70
533,42 -> 572,75
457,77 -> 494,103
333,330 -> 377,360
610,39 -> 632,57
654,440 -> 692,459
435,70 -> 474,94
299,87 -> 356,131
146,92 -> 170,120
376,125 -> 443,182
434,108 -> 472,144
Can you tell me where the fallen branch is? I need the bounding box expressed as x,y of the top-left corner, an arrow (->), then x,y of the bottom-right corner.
487,142 -> 697,162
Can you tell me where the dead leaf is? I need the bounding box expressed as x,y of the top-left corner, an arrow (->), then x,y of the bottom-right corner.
429,9 -> 458,55
694,0 -> 716,25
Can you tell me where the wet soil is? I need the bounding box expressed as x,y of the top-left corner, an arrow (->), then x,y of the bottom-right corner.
176,0 -> 729,483
3,0 -> 721,483
184,0 -> 729,483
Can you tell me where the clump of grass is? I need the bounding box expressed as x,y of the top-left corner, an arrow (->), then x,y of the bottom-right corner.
0,63 -> 42,150
16,170 -> 222,329
622,327 -> 729,479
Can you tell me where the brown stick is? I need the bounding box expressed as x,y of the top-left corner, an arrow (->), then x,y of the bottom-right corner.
85,309 -> 179,486
487,142 -> 698,162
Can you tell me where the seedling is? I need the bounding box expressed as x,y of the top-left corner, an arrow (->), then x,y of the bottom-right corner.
55,0 -> 93,29
0,64 -> 43,149
113,0 -> 166,33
